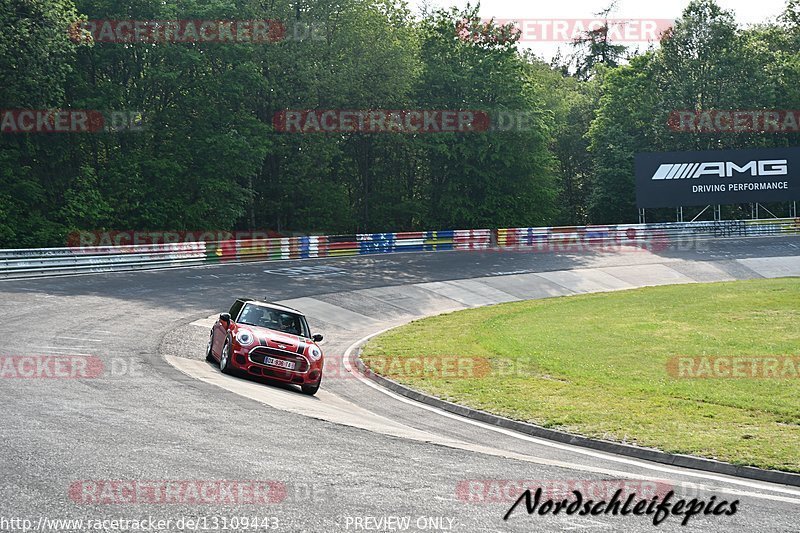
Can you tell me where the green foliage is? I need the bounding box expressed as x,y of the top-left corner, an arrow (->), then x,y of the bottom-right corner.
414,6 -> 558,229
588,54 -> 660,222
363,278 -> 800,472
569,3 -> 629,80
0,0 -> 798,246
587,0 -> 800,223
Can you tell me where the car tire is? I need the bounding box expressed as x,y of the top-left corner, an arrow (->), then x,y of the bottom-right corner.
301,378 -> 321,396
205,331 -> 215,363
219,339 -> 234,375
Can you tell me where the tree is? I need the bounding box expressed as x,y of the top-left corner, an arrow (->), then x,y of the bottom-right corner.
587,54 -> 659,223
415,6 -> 558,229
0,0 -> 80,246
569,3 -> 628,80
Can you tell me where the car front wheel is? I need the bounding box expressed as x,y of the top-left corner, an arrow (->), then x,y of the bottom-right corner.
219,340 -> 234,375
301,377 -> 321,396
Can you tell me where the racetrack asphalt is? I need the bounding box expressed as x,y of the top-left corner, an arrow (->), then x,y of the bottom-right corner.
1,237 -> 799,532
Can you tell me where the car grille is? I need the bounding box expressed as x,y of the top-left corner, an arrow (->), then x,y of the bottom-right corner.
249,347 -> 309,372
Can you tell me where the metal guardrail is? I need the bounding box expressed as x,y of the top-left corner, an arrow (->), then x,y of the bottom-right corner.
0,220 -> 797,280
496,218 -> 800,250
0,230 -> 491,279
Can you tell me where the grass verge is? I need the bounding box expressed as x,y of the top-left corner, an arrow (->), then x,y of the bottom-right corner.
361,278 -> 800,472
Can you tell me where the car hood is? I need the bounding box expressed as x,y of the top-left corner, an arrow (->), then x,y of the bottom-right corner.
245,326 -> 310,353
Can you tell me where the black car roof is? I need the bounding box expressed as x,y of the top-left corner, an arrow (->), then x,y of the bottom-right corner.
239,298 -> 304,315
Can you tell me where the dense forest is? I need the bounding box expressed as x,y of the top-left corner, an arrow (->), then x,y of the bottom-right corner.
0,0 -> 798,248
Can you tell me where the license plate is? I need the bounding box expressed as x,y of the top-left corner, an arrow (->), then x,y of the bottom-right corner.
265,356 -> 296,370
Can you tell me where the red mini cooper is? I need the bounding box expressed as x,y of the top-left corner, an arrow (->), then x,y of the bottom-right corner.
206,299 -> 324,395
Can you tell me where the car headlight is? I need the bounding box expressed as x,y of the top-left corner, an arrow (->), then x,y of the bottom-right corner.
308,346 -> 322,361
235,329 -> 255,346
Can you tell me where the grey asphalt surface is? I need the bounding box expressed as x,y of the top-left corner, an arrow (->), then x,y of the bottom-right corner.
1,236 -> 799,533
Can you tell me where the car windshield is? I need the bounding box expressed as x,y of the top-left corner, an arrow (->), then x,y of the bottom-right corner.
237,303 -> 309,337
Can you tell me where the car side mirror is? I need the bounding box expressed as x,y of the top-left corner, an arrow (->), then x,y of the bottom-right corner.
219,313 -> 231,324
312,334 -> 323,342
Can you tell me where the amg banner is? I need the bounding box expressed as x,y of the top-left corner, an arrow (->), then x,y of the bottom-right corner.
635,147 -> 800,208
